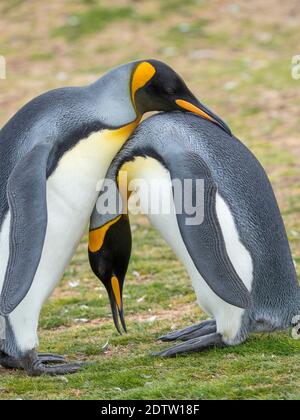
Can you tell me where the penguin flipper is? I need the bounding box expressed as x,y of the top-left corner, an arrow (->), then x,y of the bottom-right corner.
0,143 -> 51,315
166,150 -> 251,309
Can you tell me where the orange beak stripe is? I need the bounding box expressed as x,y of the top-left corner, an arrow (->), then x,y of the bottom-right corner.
176,99 -> 215,123
111,276 -> 122,310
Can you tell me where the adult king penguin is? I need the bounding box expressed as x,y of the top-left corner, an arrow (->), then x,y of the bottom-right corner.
89,112 -> 300,356
0,60 -> 232,376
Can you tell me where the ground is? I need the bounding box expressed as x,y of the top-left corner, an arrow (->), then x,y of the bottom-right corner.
0,0 -> 299,400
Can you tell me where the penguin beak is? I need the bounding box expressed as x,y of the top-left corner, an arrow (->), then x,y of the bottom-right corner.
176,98 -> 232,136
107,276 -> 127,335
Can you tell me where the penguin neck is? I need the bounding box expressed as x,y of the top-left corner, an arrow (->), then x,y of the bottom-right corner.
89,64 -> 137,129
48,122 -> 141,224
97,118 -> 141,167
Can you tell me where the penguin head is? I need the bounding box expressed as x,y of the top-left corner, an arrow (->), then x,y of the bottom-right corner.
89,248 -> 127,335
89,214 -> 131,335
131,59 -> 231,135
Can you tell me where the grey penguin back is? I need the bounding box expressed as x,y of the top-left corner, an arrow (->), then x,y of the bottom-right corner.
112,111 -> 300,330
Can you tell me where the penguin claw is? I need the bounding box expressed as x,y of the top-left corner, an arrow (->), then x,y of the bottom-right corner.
0,353 -> 67,370
159,319 -> 216,342
0,350 -> 91,376
26,360 -> 88,377
153,333 -> 224,357
37,353 -> 66,364
1,350 -> 93,375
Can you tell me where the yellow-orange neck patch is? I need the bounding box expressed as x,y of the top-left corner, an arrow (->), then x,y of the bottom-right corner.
104,119 -> 140,142
89,215 -> 122,253
131,62 -> 156,110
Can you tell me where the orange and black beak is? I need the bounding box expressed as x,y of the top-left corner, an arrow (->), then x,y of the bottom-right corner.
176,97 -> 232,136
106,276 -> 127,335
131,59 -> 232,135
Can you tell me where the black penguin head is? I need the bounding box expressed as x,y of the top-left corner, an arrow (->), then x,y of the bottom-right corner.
88,214 -> 131,335
131,59 -> 231,135
89,248 -> 127,335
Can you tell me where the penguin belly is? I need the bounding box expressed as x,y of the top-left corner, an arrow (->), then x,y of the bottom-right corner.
125,157 -> 253,344
0,129 -> 128,353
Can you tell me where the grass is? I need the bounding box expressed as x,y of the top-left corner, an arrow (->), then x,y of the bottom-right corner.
163,19 -> 210,48
0,0 -> 299,400
2,0 -> 26,12
53,6 -> 135,40
160,0 -> 202,14
0,221 -> 299,400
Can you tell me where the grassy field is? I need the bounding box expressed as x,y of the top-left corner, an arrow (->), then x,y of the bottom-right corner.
0,0 -> 299,400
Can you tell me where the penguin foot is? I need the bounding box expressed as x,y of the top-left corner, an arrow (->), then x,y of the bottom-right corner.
20,351 -> 87,376
153,332 -> 224,357
37,353 -> 66,364
26,361 -> 85,377
0,348 -> 91,375
0,353 -> 22,370
0,352 -> 67,370
159,319 -> 216,342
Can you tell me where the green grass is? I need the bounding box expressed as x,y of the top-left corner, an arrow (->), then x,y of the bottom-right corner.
160,0 -> 203,14
163,19 -> 210,48
0,221 -> 299,400
29,52 -> 54,61
2,0 -> 26,12
54,6 -> 134,40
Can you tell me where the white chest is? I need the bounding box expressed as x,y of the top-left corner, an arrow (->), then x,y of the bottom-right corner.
48,129 -> 126,216
0,127 -> 136,352
0,129 -> 128,296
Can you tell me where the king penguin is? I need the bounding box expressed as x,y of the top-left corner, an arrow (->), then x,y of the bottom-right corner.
89,111 -> 300,356
0,60 -> 232,376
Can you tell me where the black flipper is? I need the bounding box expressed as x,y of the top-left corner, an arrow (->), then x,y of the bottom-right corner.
165,150 -> 251,309
0,143 -> 51,315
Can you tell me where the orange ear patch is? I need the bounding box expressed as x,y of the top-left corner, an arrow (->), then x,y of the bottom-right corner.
131,62 -> 156,106
89,216 -> 122,253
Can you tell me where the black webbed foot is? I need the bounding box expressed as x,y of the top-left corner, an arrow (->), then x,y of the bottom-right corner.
0,353 -> 21,370
37,353 -> 66,364
153,332 -> 224,357
1,351 -> 87,376
159,319 -> 217,342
